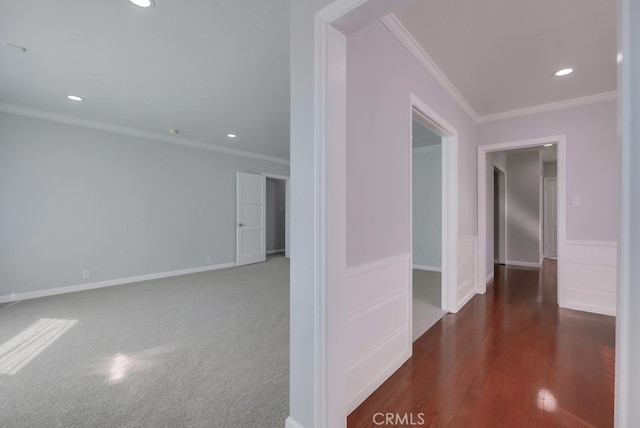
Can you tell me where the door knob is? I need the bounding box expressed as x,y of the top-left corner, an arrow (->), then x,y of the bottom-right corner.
238,223 -> 245,227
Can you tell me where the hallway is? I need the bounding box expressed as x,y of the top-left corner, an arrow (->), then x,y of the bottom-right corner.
348,260 -> 615,427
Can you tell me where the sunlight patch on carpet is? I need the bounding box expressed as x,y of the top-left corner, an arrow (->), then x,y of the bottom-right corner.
0,318 -> 78,375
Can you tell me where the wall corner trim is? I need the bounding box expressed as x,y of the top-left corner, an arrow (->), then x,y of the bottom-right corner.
478,91 -> 618,123
380,14 -> 480,123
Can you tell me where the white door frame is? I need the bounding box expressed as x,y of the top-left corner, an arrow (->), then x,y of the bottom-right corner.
493,165 -> 507,265
263,173 -> 290,258
297,2 -> 413,427
543,177 -> 558,258
477,136 -> 566,303
410,94 -> 458,316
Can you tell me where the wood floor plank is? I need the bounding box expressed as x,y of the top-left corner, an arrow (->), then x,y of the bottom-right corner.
347,259 -> 615,428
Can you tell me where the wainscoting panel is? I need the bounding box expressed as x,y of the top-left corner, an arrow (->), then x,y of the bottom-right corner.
456,236 -> 477,312
345,253 -> 412,413
562,240 -> 617,316
346,254 -> 410,316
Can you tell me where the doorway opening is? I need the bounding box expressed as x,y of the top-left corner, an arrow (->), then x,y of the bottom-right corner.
409,96 -> 459,344
410,115 -> 446,341
494,167 -> 506,267
478,138 -> 562,298
543,171 -> 558,259
236,172 -> 289,267
266,177 -> 288,257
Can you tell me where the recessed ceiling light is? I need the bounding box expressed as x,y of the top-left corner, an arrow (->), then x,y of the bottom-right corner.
67,95 -> 83,101
553,68 -> 574,77
129,0 -> 154,7
544,144 -> 553,147
227,133 -> 237,139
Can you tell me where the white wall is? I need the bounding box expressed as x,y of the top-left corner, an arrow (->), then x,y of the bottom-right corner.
479,100 -> 618,315
266,178 -> 286,252
289,2 -> 344,427
345,19 -> 477,412
290,2 -> 414,427
412,145 -> 442,270
506,151 -> 541,266
0,112 -> 289,299
617,0 -> 640,424
346,24 -> 477,269
479,100 -> 618,242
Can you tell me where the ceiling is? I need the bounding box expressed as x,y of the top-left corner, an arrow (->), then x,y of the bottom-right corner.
0,0 -> 290,160
393,0 -> 617,118
0,1 -> 617,161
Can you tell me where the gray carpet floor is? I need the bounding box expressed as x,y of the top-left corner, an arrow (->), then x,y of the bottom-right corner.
412,270 -> 446,342
0,256 -> 289,428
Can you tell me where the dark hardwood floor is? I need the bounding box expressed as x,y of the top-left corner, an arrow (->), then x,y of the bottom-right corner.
347,260 -> 615,427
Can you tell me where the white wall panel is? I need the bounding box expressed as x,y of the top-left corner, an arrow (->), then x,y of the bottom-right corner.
457,236 -> 477,311
563,240 -> 617,315
344,254 -> 411,414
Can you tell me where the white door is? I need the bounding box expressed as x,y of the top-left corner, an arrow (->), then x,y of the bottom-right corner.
236,172 -> 266,266
544,178 -> 558,258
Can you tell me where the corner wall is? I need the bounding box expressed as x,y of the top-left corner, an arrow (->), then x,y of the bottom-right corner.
617,0 -> 640,423
479,100 -> 618,315
345,19 -> 478,412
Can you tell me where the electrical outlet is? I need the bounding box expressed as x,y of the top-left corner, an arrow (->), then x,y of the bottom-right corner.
82,270 -> 90,279
206,256 -> 211,263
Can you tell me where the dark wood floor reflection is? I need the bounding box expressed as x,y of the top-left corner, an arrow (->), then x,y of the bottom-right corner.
347,260 -> 615,428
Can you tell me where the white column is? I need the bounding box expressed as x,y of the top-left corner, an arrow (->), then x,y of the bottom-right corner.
616,0 -> 640,426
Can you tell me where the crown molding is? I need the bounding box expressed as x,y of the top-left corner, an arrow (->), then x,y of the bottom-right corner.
0,103 -> 290,165
380,14 -> 480,123
380,14 -> 619,126
479,91 -> 618,123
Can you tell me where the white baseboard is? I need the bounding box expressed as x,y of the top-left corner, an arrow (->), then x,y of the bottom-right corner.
562,301 -> 616,317
346,342 -> 411,414
506,260 -> 541,268
486,271 -> 495,284
285,417 -> 305,428
457,236 -> 477,311
0,262 -> 236,304
266,249 -> 285,255
412,264 -> 442,272
454,288 -> 476,313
